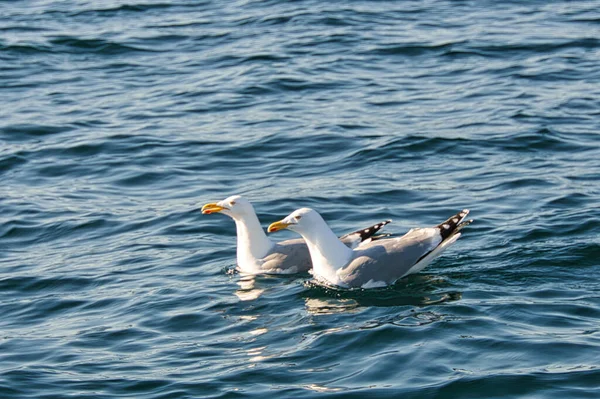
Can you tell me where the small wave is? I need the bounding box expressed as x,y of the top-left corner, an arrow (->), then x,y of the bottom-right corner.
0,216 -> 119,246
1,124 -> 74,141
67,3 -> 178,18
0,43 -> 53,54
48,36 -> 161,55
0,154 -> 27,175
0,275 -> 102,295
432,367 -> 600,398
464,38 -> 600,58
365,41 -> 462,57
345,135 -> 474,163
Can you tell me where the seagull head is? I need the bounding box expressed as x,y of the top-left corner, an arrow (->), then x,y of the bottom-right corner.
201,195 -> 254,219
267,208 -> 317,234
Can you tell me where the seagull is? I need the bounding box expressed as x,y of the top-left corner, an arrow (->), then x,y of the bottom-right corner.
201,195 -> 391,274
267,208 -> 472,288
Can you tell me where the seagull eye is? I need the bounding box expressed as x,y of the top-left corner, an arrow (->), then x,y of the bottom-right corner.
229,201 -> 236,206
295,215 -> 302,220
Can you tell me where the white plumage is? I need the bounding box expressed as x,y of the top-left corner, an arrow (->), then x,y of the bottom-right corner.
202,195 -> 391,274
268,208 -> 472,288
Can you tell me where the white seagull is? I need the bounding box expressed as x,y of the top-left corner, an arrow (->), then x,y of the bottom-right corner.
201,195 -> 391,274
267,208 -> 472,288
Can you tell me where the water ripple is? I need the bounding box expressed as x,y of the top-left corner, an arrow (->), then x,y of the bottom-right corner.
1,0 -> 600,398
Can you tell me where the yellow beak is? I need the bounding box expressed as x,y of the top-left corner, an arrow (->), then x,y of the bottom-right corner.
267,220 -> 290,233
201,203 -> 225,215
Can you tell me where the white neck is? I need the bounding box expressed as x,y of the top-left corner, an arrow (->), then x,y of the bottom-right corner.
233,212 -> 274,272
298,216 -> 353,286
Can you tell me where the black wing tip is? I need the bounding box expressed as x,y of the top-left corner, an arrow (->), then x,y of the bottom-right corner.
350,219 -> 392,242
459,219 -> 474,228
437,210 -> 473,241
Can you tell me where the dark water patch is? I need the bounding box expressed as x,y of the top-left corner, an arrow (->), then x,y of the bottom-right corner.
319,15 -> 360,27
0,384 -> 21,398
264,76 -> 345,93
206,132 -> 360,162
0,276 -> 104,296
468,38 -> 600,58
0,26 -> 48,33
429,368 -> 600,399
486,130 -> 594,153
1,297 -> 87,328
0,217 -> 121,246
48,37 -> 162,55
558,97 -> 600,113
7,137 -> 211,179
487,177 -> 555,191
112,171 -> 169,187
159,311 -> 228,333
0,124 -> 74,141
571,17 -> 600,24
346,135 -> 474,163
133,34 -> 192,46
0,43 -> 53,55
516,69 -> 590,83
510,215 -> 600,243
80,297 -> 123,312
71,326 -> 160,350
366,41 -> 461,57
545,192 -> 595,208
0,154 -> 27,175
69,2 -> 178,18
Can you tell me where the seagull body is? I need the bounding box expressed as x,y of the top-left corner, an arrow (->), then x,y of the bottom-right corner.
268,208 -> 472,288
201,196 -> 390,274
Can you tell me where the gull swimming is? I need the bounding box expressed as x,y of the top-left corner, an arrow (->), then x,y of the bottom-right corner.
201,195 -> 391,274
267,208 -> 472,288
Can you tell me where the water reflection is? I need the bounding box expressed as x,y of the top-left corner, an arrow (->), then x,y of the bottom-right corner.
232,270 -> 461,314
246,344 -> 271,362
234,273 -> 265,301
304,297 -> 360,315
305,383 -> 344,393
302,274 -> 462,313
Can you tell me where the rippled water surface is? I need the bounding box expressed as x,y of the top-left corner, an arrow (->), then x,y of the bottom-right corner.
2,1 -> 600,398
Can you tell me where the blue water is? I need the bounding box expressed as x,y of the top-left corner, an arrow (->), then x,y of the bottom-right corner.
2,1 -> 600,398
